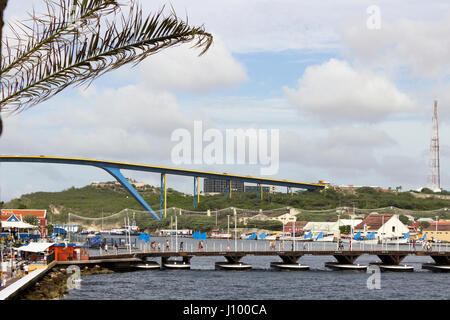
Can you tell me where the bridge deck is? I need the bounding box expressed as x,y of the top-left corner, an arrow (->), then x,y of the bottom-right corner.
0,155 -> 325,189
90,250 -> 449,260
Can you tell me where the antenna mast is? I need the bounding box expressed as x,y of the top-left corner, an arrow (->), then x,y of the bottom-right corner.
429,100 -> 441,191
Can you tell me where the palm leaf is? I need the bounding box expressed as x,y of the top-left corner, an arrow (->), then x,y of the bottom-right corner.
0,0 -> 213,114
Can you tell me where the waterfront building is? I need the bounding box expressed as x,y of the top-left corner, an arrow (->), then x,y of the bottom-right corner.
354,213 -> 409,241
0,209 -> 47,237
203,178 -> 244,193
1,220 -> 39,242
91,178 -> 147,190
302,219 -> 364,238
244,185 -> 278,193
283,221 -> 307,234
331,219 -> 363,232
303,222 -> 337,238
273,212 -> 297,225
49,244 -> 90,262
53,224 -> 82,233
417,217 -> 435,223
424,223 -> 450,242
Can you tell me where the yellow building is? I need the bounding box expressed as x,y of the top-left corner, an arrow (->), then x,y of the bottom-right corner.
424,224 -> 450,242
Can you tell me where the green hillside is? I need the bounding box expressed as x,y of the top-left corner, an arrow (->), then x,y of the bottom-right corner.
2,184 -> 450,232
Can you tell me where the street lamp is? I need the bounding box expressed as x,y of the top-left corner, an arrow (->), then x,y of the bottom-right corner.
435,216 -> 439,243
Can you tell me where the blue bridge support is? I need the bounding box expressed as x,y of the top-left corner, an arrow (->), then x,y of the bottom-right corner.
160,173 -> 167,218
226,180 -> 232,199
101,166 -> 160,220
287,186 -> 293,196
193,176 -> 199,208
257,183 -> 263,200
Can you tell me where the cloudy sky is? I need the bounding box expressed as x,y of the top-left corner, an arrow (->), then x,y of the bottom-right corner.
1,0 -> 449,202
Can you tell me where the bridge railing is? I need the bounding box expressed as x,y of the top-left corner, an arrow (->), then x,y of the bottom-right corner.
89,239 -> 449,256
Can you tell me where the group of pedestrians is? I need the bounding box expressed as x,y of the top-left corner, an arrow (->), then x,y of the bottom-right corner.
0,262 -> 30,290
150,241 -> 161,251
423,241 -> 433,251
100,242 -> 119,255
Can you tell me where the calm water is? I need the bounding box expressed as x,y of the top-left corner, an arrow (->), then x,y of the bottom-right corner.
63,237 -> 449,300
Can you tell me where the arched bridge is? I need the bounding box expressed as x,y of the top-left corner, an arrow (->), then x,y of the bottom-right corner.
0,155 -> 326,220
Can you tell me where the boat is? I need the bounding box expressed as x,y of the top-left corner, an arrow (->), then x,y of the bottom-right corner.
270,262 -> 310,270
159,229 -> 193,237
264,233 -> 278,241
324,262 -> 367,271
110,228 -> 126,235
385,237 -> 409,245
422,263 -> 450,273
378,264 -> 414,272
210,229 -> 232,239
163,260 -> 191,270
240,232 -> 255,240
215,261 -> 252,270
277,232 -> 292,241
123,213 -> 141,236
314,233 -> 335,242
134,261 -> 161,270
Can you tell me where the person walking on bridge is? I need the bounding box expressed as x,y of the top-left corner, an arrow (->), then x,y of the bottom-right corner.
165,239 -> 170,251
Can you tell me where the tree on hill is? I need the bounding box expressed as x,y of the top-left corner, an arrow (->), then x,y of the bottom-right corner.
0,0 -> 212,136
399,214 -> 410,225
24,215 -> 40,226
356,187 -> 378,195
339,225 -> 351,235
47,224 -> 54,235
421,188 -> 434,194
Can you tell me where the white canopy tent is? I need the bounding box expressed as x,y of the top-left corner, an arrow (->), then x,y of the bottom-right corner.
15,242 -> 55,253
1,221 -> 39,229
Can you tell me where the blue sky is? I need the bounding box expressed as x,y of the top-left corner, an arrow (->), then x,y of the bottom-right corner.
1,0 -> 450,203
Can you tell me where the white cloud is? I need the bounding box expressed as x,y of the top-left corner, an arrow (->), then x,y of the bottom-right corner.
340,15 -> 450,78
138,38 -> 248,92
376,155 -> 426,186
284,59 -> 417,124
280,126 -> 395,168
0,85 -> 197,163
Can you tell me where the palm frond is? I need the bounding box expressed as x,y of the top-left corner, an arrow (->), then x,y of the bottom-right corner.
1,0 -> 120,77
0,0 -> 213,114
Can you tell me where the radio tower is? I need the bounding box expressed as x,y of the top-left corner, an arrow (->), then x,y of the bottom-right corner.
429,100 -> 441,192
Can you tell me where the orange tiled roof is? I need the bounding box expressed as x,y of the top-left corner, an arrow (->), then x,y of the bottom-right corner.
0,209 -> 47,221
354,214 -> 393,230
424,224 -> 450,232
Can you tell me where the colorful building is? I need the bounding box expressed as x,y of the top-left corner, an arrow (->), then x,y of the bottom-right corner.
354,213 -> 409,241
0,209 -> 47,237
284,221 -> 307,234
424,223 -> 450,242
49,244 -> 90,262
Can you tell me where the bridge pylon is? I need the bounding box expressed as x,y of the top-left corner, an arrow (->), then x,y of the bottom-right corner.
160,173 -> 167,218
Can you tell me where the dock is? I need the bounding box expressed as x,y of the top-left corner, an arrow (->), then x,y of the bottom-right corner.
1,246 -> 449,299
0,261 -> 57,300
